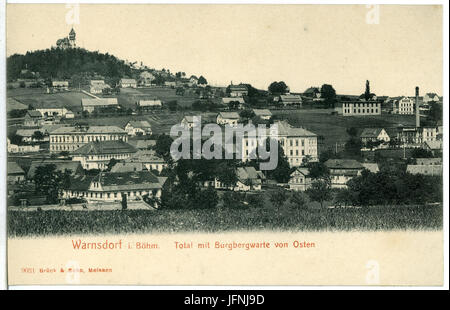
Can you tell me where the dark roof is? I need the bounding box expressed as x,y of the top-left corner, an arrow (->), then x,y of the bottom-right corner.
27,160 -> 83,179
72,140 -> 138,156
67,174 -> 95,191
110,162 -> 145,173
95,171 -> 166,191
360,128 -> 384,138
8,162 -> 25,175
325,159 -> 364,170
26,110 -> 43,118
303,87 -> 320,94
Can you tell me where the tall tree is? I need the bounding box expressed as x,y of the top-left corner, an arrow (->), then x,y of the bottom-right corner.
320,84 -> 337,108
306,179 -> 332,208
364,80 -> 371,101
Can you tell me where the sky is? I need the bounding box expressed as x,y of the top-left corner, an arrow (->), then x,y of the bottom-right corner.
6,4 -> 443,96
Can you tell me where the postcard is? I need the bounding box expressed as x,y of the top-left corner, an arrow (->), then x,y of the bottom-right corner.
4,3 -> 446,287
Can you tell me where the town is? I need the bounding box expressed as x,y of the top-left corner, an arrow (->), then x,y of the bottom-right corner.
6,28 -> 443,234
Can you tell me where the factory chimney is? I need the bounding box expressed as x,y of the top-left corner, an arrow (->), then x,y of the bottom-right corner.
415,86 -> 420,128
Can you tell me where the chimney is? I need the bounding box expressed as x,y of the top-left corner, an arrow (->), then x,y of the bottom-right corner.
415,86 -> 420,128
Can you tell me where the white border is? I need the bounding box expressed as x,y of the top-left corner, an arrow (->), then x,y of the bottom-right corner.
1,0 -> 448,291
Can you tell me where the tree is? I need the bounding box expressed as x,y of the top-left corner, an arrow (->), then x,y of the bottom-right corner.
239,109 -> 255,123
307,161 -> 330,180
290,191 -> 308,220
106,158 -> 119,171
198,75 -> 207,85
268,81 -> 288,94
344,137 -> 362,157
155,134 -> 174,161
320,84 -> 337,108
216,162 -> 238,190
264,139 -> 292,183
33,165 -> 72,204
269,188 -> 287,213
306,179 -> 332,208
32,130 -> 45,141
346,127 -> 358,137
194,188 -> 218,209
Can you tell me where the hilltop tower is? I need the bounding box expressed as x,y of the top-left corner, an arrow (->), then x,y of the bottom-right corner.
69,28 -> 76,47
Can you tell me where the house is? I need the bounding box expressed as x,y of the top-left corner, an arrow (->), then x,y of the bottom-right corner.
62,171 -> 167,205
303,87 -> 321,99
361,163 -> 379,173
7,138 -> 40,153
406,165 -> 442,176
128,139 -> 156,150
215,166 -> 265,191
65,111 -> 75,119
89,80 -> 111,94
423,140 -> 442,155
189,76 -> 198,86
415,158 -> 442,166
23,110 -> 43,127
393,97 -> 415,114
119,78 -> 137,88
325,159 -> 364,188
124,120 -> 152,136
360,128 -> 390,145
15,128 -> 47,143
110,162 -> 145,173
181,116 -> 197,129
52,80 -> 69,90
228,84 -> 248,97
7,162 -> 26,184
139,71 -> 155,86
216,112 -> 240,127
252,109 -> 272,120
27,160 -> 83,180
34,101 -> 70,118
288,167 -> 311,191
49,125 -> 128,153
136,98 -> 162,110
279,94 -> 302,107
126,150 -> 168,173
71,140 -> 138,170
222,97 -> 245,109
81,98 -> 119,113
164,81 -> 177,87
423,93 -> 440,103
341,101 -> 381,116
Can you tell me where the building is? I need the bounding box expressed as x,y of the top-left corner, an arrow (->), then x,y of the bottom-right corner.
415,158 -> 442,166
396,126 -> 438,146
222,97 -> 245,109
189,76 -> 199,87
164,81 -> 177,87
241,120 -> 318,167
15,128 -> 47,143
126,150 -> 168,172
89,80 -> 111,94
49,125 -> 128,153
119,78 -> 137,88
279,94 -> 302,107
81,98 -> 119,113
252,109 -> 272,120
72,140 -> 138,170
62,171 -> 167,205
423,93 -> 440,103
325,159 -> 364,188
216,112 -> 240,127
288,167 -> 311,191
7,138 -> 40,153
23,110 -> 43,127
406,165 -> 442,176
34,101 -> 70,118
393,97 -> 415,114
303,87 -> 321,99
56,28 -> 76,49
136,98 -> 162,110
215,166 -> 265,191
423,140 -> 442,155
361,163 -> 379,173
360,128 -> 390,144
52,80 -> 69,90
139,71 -> 155,86
27,160 -> 83,179
341,101 -> 381,116
228,84 -> 248,97
127,139 -> 156,150
124,120 -> 152,136
7,162 -> 26,184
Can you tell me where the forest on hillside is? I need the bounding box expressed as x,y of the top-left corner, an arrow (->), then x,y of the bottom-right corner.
7,48 -> 133,83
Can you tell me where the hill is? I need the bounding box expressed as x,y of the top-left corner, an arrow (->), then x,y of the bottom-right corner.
7,48 -> 133,85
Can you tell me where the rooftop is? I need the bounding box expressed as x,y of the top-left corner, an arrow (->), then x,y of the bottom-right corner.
50,125 -> 126,135
72,140 -> 138,155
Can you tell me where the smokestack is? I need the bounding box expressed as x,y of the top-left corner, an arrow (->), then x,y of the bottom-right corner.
415,86 -> 420,128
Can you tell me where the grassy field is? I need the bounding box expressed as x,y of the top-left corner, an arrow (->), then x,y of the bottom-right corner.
7,204 -> 442,236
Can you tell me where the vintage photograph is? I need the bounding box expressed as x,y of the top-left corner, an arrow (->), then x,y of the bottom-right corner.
5,4 -> 444,237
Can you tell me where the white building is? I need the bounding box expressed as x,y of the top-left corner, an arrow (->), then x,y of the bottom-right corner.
341,101 -> 381,116
119,78 -> 137,88
288,167 -> 311,191
124,120 -> 152,136
81,98 -> 119,113
394,97 -> 415,114
216,112 -> 240,127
